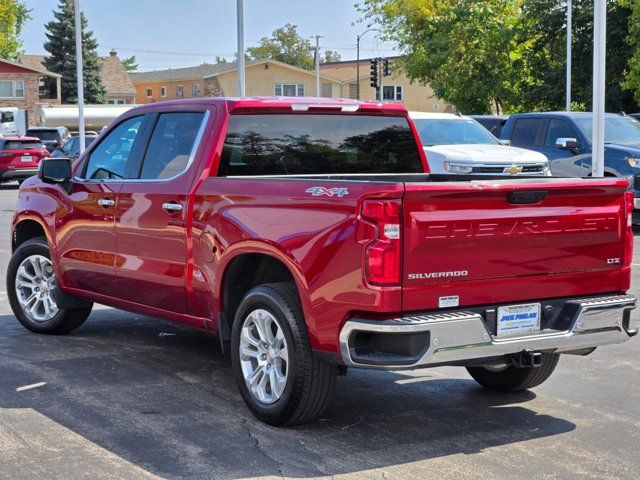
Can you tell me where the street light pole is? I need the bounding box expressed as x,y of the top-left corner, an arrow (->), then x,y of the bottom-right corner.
566,0 -> 572,111
356,28 -> 376,100
313,35 -> 321,97
236,0 -> 245,97
592,0 -> 606,177
74,0 -> 85,153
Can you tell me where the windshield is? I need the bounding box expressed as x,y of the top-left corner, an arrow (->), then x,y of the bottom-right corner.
26,130 -> 59,141
218,114 -> 423,175
412,118 -> 499,146
575,116 -> 640,144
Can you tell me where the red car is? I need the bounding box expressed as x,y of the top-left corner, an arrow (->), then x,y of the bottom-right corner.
0,136 -> 49,184
7,97 -> 637,426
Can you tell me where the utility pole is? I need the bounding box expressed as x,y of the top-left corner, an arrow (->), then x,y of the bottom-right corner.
74,0 -> 85,154
313,35 -> 322,97
592,0 -> 606,177
566,0 -> 572,111
236,0 -> 245,97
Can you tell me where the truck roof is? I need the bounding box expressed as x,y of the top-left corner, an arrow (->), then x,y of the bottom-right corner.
130,96 -> 409,116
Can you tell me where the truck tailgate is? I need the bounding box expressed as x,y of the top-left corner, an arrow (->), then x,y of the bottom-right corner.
402,178 -> 630,312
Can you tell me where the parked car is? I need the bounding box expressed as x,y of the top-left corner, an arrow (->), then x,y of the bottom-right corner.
25,126 -> 70,153
51,135 -> 98,161
410,112 -> 550,176
468,114 -> 509,138
629,113 -> 640,122
500,112 -> 640,219
0,137 -> 49,184
8,97 -> 637,426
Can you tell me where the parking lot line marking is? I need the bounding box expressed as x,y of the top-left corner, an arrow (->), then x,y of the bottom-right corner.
16,382 -> 46,392
633,263 -> 640,267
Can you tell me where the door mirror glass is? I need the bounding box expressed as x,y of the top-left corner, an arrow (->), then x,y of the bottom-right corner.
555,137 -> 581,150
38,158 -> 72,184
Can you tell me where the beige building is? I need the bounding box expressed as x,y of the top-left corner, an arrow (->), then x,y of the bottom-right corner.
131,60 -> 342,103
320,57 -> 453,113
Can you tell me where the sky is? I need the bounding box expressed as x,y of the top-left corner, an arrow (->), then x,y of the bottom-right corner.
19,0 -> 399,71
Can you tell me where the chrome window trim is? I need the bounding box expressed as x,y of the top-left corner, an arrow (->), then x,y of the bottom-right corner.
74,110 -> 210,184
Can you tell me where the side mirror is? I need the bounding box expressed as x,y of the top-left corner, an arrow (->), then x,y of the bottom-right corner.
38,157 -> 72,185
498,139 -> 511,146
555,137 -> 581,150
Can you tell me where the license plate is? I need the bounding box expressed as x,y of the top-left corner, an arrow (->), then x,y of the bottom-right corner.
21,155 -> 32,163
497,303 -> 541,337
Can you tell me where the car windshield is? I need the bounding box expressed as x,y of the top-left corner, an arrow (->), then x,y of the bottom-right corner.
412,118 -> 499,146
26,130 -> 59,141
2,140 -> 43,150
574,116 -> 640,144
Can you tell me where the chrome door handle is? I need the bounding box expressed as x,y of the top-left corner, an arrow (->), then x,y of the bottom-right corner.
162,202 -> 183,213
97,198 -> 115,208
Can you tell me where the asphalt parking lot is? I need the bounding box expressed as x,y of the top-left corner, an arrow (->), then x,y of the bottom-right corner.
0,184 -> 639,480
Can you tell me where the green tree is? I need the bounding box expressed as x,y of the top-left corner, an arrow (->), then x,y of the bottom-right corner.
622,0 -> 640,105
43,0 -> 106,103
321,50 -> 341,63
358,0 -> 527,113
0,0 -> 30,60
121,55 -> 138,74
247,23 -> 315,69
358,0 -> 638,113
520,0 -> 635,112
214,55 -> 228,64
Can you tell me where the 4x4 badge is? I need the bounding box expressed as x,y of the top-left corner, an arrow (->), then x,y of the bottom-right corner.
305,187 -> 349,197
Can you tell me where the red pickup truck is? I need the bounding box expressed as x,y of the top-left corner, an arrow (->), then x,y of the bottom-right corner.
7,97 -> 637,426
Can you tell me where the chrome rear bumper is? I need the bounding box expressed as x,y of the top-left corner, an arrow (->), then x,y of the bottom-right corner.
339,295 -> 637,369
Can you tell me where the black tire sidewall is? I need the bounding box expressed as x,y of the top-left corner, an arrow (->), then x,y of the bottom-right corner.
6,238 -> 70,333
230,287 -> 301,424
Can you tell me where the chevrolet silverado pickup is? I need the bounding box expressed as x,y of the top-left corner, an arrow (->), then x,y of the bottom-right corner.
7,97 -> 637,426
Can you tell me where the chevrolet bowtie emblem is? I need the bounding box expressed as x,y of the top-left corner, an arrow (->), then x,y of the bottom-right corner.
506,165 -> 523,175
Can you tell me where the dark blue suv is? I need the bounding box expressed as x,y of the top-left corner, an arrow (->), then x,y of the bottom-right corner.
500,112 -> 640,215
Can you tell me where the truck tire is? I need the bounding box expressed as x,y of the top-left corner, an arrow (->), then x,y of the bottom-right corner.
7,237 -> 92,334
230,282 -> 337,426
466,352 -> 560,392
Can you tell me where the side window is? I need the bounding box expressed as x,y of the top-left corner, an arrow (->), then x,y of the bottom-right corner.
545,119 -> 578,146
138,112 -> 205,180
62,138 -> 76,154
510,118 -> 545,146
81,116 -> 144,180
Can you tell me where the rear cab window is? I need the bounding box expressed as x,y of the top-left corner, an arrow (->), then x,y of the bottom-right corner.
217,114 -> 423,176
510,118 -> 546,146
2,140 -> 43,150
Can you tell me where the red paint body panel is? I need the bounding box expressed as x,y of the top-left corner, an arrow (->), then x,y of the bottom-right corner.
10,97 -> 633,363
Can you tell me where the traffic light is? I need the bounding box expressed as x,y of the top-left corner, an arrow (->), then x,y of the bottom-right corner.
383,58 -> 389,77
370,58 -> 379,89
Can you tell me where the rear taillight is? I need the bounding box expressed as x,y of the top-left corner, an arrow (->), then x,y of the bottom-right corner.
361,199 -> 401,285
624,191 -> 634,267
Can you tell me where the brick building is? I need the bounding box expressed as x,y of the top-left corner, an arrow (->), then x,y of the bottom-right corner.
0,57 -> 61,126
18,50 -> 137,105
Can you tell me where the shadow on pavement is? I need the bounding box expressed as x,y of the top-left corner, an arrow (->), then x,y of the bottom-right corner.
0,309 -> 576,478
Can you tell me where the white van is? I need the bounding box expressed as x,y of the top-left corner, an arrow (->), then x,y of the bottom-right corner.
0,108 -> 27,137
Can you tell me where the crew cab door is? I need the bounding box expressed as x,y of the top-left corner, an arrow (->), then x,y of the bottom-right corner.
114,108 -> 211,313
56,115 -> 148,296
